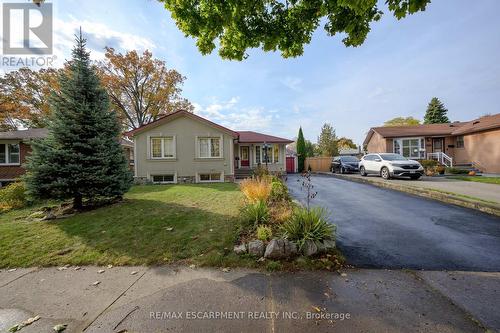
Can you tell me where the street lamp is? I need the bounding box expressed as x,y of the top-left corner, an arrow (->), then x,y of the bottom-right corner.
262,142 -> 270,170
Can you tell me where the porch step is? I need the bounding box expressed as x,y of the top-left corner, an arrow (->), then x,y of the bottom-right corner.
454,163 -> 482,173
235,169 -> 255,179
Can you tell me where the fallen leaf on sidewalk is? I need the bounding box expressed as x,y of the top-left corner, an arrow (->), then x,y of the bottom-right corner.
8,315 -> 40,332
130,271 -> 138,275
222,267 -> 230,272
74,266 -> 81,271
107,264 -> 113,269
8,268 -> 17,272
189,264 -> 196,269
311,306 -> 321,313
57,267 -> 67,271
53,324 -> 68,332
97,269 -> 105,274
165,227 -> 174,231
92,281 -> 101,286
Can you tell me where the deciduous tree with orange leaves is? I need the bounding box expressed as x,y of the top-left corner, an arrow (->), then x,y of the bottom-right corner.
0,67 -> 61,130
98,47 -> 193,130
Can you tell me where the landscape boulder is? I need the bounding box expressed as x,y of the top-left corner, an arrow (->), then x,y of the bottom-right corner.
233,243 -> 247,255
303,240 -> 318,257
264,239 -> 286,259
248,240 -> 265,257
284,240 -> 298,256
323,239 -> 336,251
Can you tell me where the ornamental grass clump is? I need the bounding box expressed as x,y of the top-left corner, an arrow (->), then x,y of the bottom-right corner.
281,207 -> 336,251
256,225 -> 273,241
241,200 -> 269,228
239,177 -> 272,203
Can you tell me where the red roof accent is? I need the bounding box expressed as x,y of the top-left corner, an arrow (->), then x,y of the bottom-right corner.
124,110 -> 239,138
237,131 -> 293,144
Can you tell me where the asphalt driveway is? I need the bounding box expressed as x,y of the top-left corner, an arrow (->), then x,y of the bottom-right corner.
286,174 -> 500,271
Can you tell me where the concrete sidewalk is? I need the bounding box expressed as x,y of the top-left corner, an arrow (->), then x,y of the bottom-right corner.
1,266 -> 499,332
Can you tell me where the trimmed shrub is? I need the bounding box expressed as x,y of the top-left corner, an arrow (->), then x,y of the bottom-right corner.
0,182 -> 28,212
420,159 -> 438,169
269,178 -> 290,203
446,167 -> 469,175
281,207 -> 335,250
242,200 -> 269,227
240,177 -> 272,203
256,225 -> 273,241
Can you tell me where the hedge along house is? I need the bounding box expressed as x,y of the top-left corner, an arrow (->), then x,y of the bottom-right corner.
363,113 -> 500,173
125,110 -> 293,183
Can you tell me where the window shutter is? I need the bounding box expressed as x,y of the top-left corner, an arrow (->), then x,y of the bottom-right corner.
146,135 -> 151,159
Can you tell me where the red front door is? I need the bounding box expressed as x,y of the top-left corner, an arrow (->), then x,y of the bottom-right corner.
240,146 -> 249,167
286,156 -> 295,173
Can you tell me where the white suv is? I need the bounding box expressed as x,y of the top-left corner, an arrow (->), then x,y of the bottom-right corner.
359,153 -> 424,180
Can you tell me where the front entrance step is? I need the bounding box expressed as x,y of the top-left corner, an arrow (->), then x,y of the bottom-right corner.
235,169 -> 254,179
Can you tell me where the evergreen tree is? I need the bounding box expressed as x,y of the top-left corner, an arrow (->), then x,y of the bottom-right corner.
424,97 -> 450,124
296,127 -> 306,172
25,32 -> 132,209
317,123 -> 338,157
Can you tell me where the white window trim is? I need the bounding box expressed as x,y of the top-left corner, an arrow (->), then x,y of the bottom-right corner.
150,172 -> 177,184
256,144 -> 280,164
196,171 -> 224,183
150,136 -> 176,160
197,135 -> 223,159
0,142 -> 21,166
393,137 -> 425,159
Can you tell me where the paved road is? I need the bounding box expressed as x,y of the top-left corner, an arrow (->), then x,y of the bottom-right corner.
287,174 -> 500,271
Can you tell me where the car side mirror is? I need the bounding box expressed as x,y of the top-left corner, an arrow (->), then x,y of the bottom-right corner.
374,158 -> 381,162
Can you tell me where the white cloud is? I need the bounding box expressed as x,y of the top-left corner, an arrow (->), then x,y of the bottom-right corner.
193,97 -> 274,132
50,18 -> 156,67
281,76 -> 302,91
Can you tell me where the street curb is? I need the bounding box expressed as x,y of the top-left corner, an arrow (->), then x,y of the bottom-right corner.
319,172 -> 500,217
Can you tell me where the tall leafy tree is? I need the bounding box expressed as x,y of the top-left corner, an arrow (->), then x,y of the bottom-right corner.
384,116 -> 421,127
98,47 -> 193,129
159,0 -> 430,60
0,67 -> 61,130
304,140 -> 317,157
317,123 -> 338,157
336,137 -> 357,149
296,127 -> 306,172
424,97 -> 450,124
25,33 -> 132,209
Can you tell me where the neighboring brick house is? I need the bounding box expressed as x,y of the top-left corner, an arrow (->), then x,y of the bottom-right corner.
363,113 -> 500,173
0,129 -> 135,187
0,129 -> 48,187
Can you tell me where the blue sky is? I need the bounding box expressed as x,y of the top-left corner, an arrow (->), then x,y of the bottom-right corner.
7,0 -> 500,144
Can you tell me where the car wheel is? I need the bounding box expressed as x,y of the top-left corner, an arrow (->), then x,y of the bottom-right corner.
410,175 -> 421,180
340,167 -> 345,174
331,166 -> 335,173
381,167 -> 390,180
360,166 -> 367,176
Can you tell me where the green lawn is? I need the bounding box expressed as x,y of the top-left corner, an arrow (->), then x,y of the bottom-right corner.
0,183 -> 255,268
448,176 -> 500,185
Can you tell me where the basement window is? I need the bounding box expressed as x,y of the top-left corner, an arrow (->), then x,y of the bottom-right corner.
198,172 -> 223,183
151,174 -> 176,184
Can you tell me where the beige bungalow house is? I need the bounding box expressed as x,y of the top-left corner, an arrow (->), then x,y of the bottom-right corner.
363,113 -> 500,173
125,110 -> 293,183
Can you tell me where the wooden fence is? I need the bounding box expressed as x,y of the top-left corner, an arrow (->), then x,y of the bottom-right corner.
304,157 -> 331,172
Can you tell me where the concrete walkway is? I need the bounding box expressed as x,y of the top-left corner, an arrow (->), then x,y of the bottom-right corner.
1,266 -> 499,332
339,173 -> 500,203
